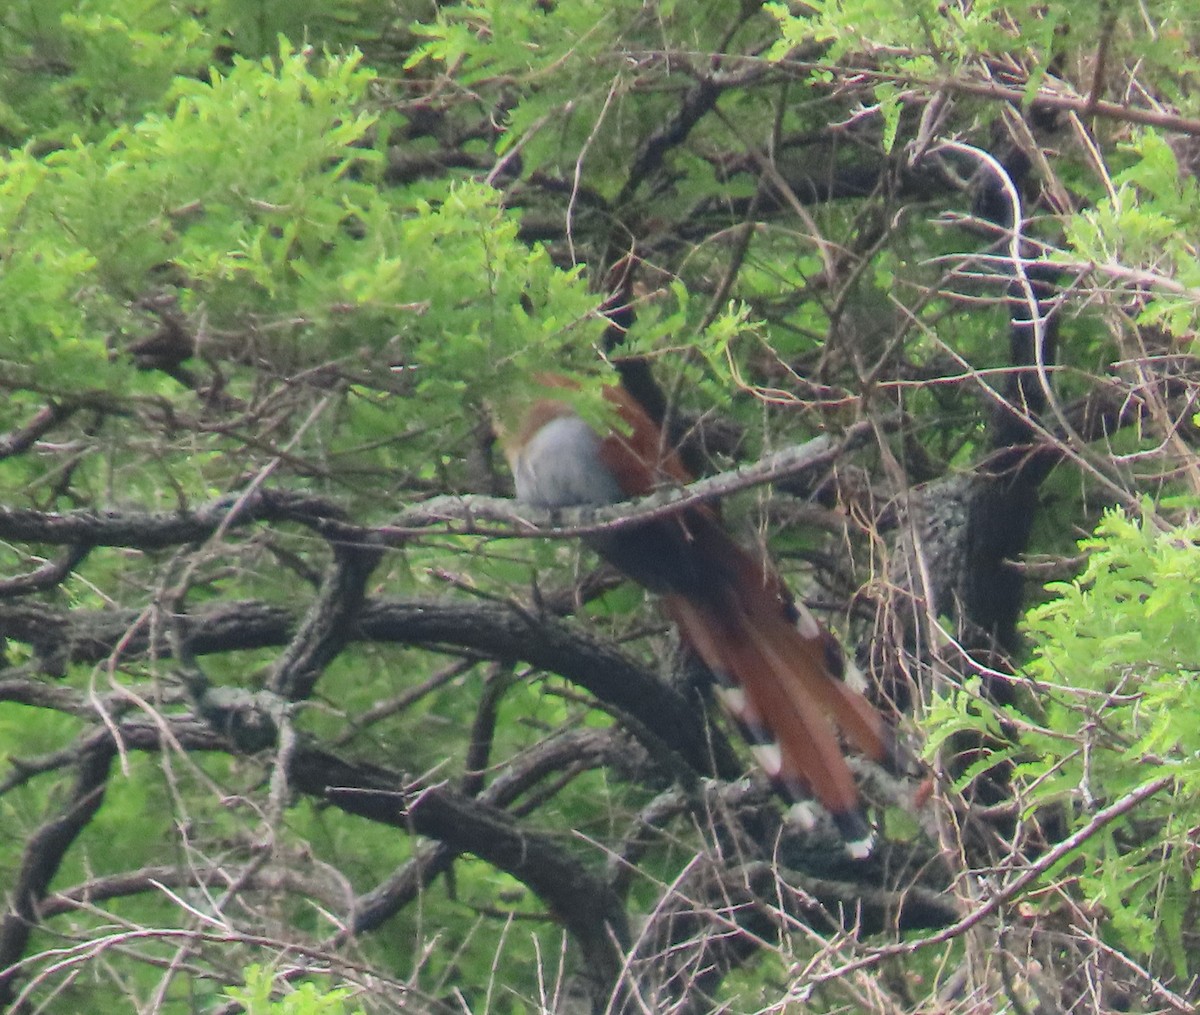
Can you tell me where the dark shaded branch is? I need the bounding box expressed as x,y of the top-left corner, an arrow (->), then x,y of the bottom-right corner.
348,841 -> 458,940
0,713 -> 631,994
460,662 -> 512,797
0,544 -> 92,599
287,743 -> 630,990
0,404 -> 75,460
615,75 -> 723,210
0,427 -> 870,555
0,742 -> 89,797
0,740 -> 115,1007
0,674 -> 107,716
0,498 -> 260,549
0,597 -> 737,781
347,728 -> 622,937
886,143 -> 1065,666
267,540 -> 382,701
358,594 -> 742,776
0,489 -> 356,551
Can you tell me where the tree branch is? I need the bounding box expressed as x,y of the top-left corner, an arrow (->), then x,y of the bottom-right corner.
0,426 -> 872,553
267,540 -> 382,701
0,544 -> 92,599
0,403 -> 75,461
0,740 -> 115,1006
287,743 -> 631,991
0,596 -> 738,781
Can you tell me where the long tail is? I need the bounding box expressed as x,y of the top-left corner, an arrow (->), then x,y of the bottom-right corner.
666,591 -> 891,856
514,378 -> 901,854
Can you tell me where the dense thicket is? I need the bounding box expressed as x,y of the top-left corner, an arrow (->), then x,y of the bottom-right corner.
2,3 -> 1200,1013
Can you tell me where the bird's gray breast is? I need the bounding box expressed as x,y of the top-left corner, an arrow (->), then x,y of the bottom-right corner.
513,415 -> 625,508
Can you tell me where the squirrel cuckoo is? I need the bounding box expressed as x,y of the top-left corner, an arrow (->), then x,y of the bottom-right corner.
504,382 -> 897,857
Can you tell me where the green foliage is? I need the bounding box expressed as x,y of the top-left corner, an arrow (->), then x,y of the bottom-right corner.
0,41 -> 381,390
225,965 -> 366,1015
406,0 -> 629,180
0,29 -> 603,499
929,505 -> 1200,977
0,0 -> 394,145
1066,131 -> 1200,338
765,0 -> 1063,120
6,0 -> 1200,1010
353,180 -> 600,408
765,0 -> 1200,92
0,1 -> 214,143
206,0 -> 394,59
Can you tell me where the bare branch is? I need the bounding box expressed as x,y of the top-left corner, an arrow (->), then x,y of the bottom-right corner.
0,741 -> 115,1006
0,404 -> 75,460
0,596 -> 737,779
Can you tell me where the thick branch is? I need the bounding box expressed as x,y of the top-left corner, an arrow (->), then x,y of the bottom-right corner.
0,489 -> 354,551
347,728 -> 622,936
0,544 -> 92,598
0,713 -> 631,993
0,404 -> 75,460
386,422 -> 874,539
267,541 -> 382,701
0,427 -> 869,552
287,743 -> 630,989
0,740 -> 115,1006
0,597 -> 737,780
616,74 -> 723,209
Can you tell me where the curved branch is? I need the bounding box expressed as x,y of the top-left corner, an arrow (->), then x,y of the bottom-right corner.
345,728 -> 623,937
0,544 -> 91,598
287,742 -> 631,990
616,73 -> 724,209
267,540 -> 382,701
0,740 -> 115,1006
0,597 -> 738,780
383,421 -> 880,541
0,403 -> 75,460
0,713 -> 632,995
0,489 -> 353,550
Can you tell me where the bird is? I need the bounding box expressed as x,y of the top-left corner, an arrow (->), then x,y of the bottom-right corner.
502,379 -> 899,857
